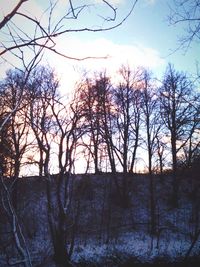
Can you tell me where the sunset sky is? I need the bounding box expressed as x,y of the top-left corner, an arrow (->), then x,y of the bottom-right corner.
0,0 -> 199,95
43,0 -> 199,94
44,0 -> 200,94
0,0 -> 199,173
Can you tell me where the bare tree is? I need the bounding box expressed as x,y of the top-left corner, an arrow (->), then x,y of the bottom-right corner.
49,89 -> 84,263
0,69 -> 32,210
114,65 -> 143,174
182,94 -> 200,167
140,70 -> 161,234
0,46 -> 43,267
26,65 -> 58,176
1,70 -> 31,175
94,73 -> 117,173
26,65 -> 83,266
0,172 -> 32,267
141,70 -> 161,175
159,63 -> 196,205
75,76 -> 103,173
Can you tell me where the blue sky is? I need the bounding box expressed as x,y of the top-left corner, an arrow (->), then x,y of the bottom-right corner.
75,0 -> 199,75
52,0 -> 199,93
126,0 -> 199,75
44,0 -> 199,92
0,0 -> 199,173
0,0 -> 199,92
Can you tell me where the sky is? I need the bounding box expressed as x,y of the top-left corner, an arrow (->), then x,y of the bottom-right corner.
43,0 -> 199,94
0,0 -> 199,174
0,0 -> 199,96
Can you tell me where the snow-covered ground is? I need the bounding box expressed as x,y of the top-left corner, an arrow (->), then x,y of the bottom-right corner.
71,230 -> 194,265
1,172 -> 200,266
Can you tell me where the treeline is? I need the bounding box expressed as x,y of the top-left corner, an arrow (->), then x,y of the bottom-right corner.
0,64 -> 199,177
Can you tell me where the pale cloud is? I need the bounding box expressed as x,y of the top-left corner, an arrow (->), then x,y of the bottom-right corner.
44,37 -> 165,95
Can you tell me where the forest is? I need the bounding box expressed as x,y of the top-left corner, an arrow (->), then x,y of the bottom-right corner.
0,0 -> 200,267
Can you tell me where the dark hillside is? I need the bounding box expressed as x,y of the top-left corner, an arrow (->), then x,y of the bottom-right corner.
0,172 -> 200,266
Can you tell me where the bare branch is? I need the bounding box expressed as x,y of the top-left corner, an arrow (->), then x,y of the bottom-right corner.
0,0 -> 28,30
168,0 -> 200,51
0,0 -> 138,60
100,0 -> 117,22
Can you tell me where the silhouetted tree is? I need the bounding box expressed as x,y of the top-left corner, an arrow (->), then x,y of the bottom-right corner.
49,89 -> 85,263
1,70 -> 30,178
159,63 -> 196,205
140,70 -> 161,234
94,73 -> 117,173
182,94 -> 200,167
27,66 -> 58,176
76,76 -> 103,173
141,70 -> 161,175
114,66 -> 143,173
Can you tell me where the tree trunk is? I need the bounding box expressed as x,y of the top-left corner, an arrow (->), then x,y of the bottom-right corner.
171,134 -> 178,206
149,173 -> 156,235
46,175 -> 73,267
129,129 -> 139,173
0,174 -> 32,267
